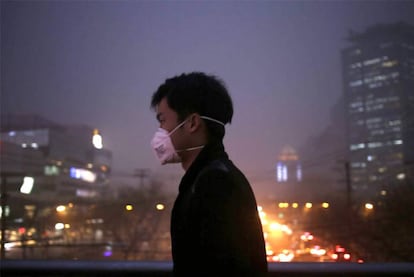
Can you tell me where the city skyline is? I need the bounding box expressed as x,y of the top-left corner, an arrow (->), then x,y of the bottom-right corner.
2,1 -> 414,197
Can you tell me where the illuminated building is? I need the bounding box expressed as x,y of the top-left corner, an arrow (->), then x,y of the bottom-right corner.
276,146 -> 302,183
0,114 -> 112,199
342,22 -> 414,199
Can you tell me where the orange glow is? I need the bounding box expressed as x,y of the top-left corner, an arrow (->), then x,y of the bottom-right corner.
56,205 -> 66,213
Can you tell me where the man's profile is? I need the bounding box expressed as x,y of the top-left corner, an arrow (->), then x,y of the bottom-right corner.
150,72 -> 268,276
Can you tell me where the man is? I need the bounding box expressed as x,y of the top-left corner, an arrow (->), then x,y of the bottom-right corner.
150,72 -> 268,276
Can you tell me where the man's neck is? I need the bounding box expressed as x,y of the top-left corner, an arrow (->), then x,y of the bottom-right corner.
181,148 -> 203,171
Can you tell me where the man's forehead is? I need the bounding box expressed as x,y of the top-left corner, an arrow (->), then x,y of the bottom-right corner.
155,98 -> 169,114
155,98 -> 177,119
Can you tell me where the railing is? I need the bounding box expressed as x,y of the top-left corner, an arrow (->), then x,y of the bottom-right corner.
2,260 -> 414,276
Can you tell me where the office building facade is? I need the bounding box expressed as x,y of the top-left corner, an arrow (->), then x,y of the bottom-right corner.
342,22 -> 414,200
0,114 -> 112,200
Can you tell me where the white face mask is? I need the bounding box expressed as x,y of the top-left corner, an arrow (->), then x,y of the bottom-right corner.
150,116 -> 225,165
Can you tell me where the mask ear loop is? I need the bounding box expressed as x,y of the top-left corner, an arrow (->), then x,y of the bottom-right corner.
200,116 -> 226,126
167,119 -> 188,136
174,115 -> 225,152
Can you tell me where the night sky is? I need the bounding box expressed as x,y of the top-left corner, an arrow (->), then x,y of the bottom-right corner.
2,1 -> 414,196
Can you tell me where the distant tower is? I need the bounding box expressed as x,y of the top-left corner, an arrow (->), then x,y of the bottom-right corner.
276,146 -> 302,183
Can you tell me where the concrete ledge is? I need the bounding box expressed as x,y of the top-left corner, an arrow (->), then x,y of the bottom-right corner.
2,260 -> 414,276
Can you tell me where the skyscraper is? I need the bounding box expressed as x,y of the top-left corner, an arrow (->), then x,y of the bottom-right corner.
342,22 -> 414,200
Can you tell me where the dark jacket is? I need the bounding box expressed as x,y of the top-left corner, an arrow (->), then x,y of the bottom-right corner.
171,142 -> 268,276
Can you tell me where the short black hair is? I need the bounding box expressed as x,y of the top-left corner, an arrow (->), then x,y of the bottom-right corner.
151,72 -> 233,141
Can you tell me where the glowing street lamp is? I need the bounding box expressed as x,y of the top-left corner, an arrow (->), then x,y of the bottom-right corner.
56,205 -> 66,213
156,203 -> 165,211
55,223 -> 65,230
365,203 -> 374,210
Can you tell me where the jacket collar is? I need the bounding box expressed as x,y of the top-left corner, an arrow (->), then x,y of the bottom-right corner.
178,141 -> 228,193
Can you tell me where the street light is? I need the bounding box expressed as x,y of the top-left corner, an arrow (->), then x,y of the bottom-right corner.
55,223 -> 65,230
365,203 -> 374,210
56,205 -> 66,213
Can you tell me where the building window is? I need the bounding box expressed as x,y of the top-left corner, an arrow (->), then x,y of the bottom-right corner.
350,143 -> 365,151
367,142 -> 383,148
363,57 -> 382,66
394,139 -> 403,145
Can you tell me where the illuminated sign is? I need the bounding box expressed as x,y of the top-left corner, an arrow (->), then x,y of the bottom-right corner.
92,129 -> 103,149
70,167 -> 96,183
20,177 -> 34,194
44,165 -> 59,176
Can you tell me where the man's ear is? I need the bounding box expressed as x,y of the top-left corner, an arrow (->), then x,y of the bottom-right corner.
188,113 -> 202,132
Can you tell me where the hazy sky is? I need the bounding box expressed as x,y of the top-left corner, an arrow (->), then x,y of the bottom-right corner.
2,0 -> 414,195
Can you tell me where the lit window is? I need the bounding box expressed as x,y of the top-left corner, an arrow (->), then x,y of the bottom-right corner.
389,120 -> 401,126
276,163 -> 283,182
20,177 -> 34,194
351,162 -> 366,168
366,117 -> 381,124
350,143 -> 365,151
44,165 -> 59,176
368,142 -> 383,148
349,80 -> 363,87
350,101 -> 363,108
296,164 -> 302,182
397,173 -> 405,180
378,167 -> 386,173
282,166 -> 287,182
369,175 -> 378,181
350,62 -> 362,69
363,57 -> 381,66
394,140 -> 403,145
382,60 -> 398,67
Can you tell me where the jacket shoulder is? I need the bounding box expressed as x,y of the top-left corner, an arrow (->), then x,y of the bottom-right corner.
190,159 -> 231,194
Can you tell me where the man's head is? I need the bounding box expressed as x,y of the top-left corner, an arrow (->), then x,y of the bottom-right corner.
151,72 -> 233,142
150,72 -> 233,169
